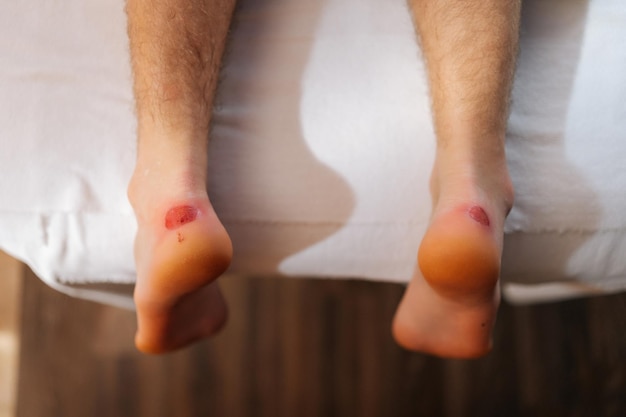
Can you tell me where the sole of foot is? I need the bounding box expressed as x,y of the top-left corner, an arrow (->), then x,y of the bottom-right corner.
393,205 -> 503,359
393,161 -> 512,359
132,196 -> 233,354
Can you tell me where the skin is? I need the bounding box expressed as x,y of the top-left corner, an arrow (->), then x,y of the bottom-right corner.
392,0 -> 519,358
125,0 -> 520,357
126,0 -> 237,353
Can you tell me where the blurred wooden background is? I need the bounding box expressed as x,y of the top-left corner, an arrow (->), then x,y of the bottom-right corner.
0,252 -> 21,417
6,262 -> 626,417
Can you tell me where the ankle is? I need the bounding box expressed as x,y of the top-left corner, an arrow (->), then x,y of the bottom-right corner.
127,165 -> 209,220
432,152 -> 514,215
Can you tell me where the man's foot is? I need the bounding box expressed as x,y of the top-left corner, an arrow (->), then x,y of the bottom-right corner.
392,148 -> 513,359
128,164 -> 232,354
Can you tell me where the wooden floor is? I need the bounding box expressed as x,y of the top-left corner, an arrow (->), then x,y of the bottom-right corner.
14,267 -> 626,417
0,252 -> 22,417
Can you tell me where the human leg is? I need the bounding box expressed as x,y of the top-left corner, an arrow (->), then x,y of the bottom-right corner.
393,0 -> 520,358
125,0 -> 237,353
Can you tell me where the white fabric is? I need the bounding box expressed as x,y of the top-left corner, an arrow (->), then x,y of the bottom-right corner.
0,0 -> 625,307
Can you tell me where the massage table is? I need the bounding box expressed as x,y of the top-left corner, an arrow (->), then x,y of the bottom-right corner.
1,0 -> 625,309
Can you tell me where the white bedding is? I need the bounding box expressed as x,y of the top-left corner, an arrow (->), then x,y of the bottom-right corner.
1,0 -> 625,307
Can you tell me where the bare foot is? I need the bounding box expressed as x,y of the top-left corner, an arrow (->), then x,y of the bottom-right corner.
128,164 -> 232,354
393,150 -> 513,359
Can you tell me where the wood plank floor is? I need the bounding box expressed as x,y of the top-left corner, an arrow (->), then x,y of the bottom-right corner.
16,268 -> 626,417
0,252 -> 22,417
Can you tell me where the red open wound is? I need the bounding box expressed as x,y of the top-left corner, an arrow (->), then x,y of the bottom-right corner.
165,205 -> 198,230
468,206 -> 490,227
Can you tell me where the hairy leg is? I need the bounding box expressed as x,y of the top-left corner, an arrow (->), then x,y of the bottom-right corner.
393,0 -> 520,358
125,0 -> 236,353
